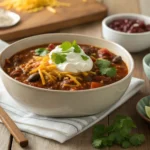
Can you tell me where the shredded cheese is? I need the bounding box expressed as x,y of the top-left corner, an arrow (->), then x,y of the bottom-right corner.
42,70 -> 55,82
24,55 -> 92,86
0,0 -> 70,12
47,6 -> 56,13
38,69 -> 46,85
66,74 -> 81,86
0,0 -> 89,13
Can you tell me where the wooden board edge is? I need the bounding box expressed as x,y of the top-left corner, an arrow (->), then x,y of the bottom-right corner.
0,8 -> 107,41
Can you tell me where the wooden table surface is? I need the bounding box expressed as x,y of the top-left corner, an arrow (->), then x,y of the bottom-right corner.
0,0 -> 150,150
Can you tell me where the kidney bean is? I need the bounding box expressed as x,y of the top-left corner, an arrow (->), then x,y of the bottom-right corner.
27,73 -> 40,82
10,68 -> 22,77
146,25 -> 150,31
108,18 -> 150,33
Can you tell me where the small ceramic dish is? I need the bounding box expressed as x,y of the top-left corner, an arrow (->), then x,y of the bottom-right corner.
102,13 -> 150,53
136,96 -> 150,123
0,9 -> 20,28
143,53 -> 150,80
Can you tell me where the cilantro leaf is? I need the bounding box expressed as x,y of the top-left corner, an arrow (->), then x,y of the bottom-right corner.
72,40 -> 77,46
122,141 -> 131,148
114,132 -> 125,144
100,67 -> 117,77
92,115 -> 145,149
51,53 -> 66,64
60,41 -> 72,51
93,124 -> 106,140
74,44 -> 81,53
35,48 -> 49,56
92,139 -> 102,148
81,55 -> 89,61
72,40 -> 81,53
129,134 -> 145,146
96,59 -> 117,77
108,132 -> 117,142
60,40 -> 81,53
96,59 -> 110,68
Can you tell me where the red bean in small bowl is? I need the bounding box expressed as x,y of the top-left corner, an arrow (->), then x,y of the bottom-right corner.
108,18 -> 150,33
102,13 -> 150,53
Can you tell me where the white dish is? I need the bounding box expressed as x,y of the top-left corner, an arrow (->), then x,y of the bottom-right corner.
0,33 -> 134,117
102,13 -> 150,53
0,9 -> 20,28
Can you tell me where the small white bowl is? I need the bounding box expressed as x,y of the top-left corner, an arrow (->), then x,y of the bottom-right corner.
0,9 -> 20,28
102,13 -> 150,53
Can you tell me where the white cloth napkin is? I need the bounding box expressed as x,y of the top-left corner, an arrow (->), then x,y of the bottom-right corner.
0,40 -> 144,143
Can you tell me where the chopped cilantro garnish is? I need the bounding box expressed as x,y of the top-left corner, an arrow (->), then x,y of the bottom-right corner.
72,40 -> 77,46
100,67 -> 117,77
60,40 -> 81,53
60,41 -> 72,51
92,115 -> 145,149
74,44 -> 81,53
35,48 -> 49,56
81,55 -> 89,61
73,40 -> 81,53
51,53 -> 66,64
96,59 -> 117,77
96,59 -> 110,68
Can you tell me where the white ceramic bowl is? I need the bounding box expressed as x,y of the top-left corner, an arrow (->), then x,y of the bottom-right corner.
102,13 -> 150,53
0,34 -> 134,117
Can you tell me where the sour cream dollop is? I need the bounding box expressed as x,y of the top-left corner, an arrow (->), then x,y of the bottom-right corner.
49,45 -> 93,73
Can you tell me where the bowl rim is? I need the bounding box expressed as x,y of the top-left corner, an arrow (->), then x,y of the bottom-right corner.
0,33 -> 134,93
136,96 -> 150,123
102,13 -> 150,36
143,53 -> 150,69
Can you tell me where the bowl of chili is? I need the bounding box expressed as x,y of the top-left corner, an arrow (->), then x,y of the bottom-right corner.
0,33 -> 134,117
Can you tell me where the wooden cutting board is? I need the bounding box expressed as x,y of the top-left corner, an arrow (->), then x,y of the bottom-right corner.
0,0 -> 107,41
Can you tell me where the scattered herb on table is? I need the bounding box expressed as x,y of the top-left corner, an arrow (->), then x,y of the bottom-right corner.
92,115 -> 145,149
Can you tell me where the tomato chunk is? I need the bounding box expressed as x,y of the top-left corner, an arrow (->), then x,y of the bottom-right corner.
98,48 -> 113,58
48,44 -> 55,51
90,82 -> 101,89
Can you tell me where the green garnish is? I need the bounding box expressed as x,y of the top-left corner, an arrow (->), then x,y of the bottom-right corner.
51,53 -> 66,64
92,115 -> 145,149
121,141 -> 131,148
60,41 -> 72,52
96,59 -> 117,77
100,67 -> 117,77
72,40 -> 81,53
60,40 -> 81,53
129,134 -> 145,146
35,48 -> 49,56
81,55 -> 89,61
96,59 -> 110,68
